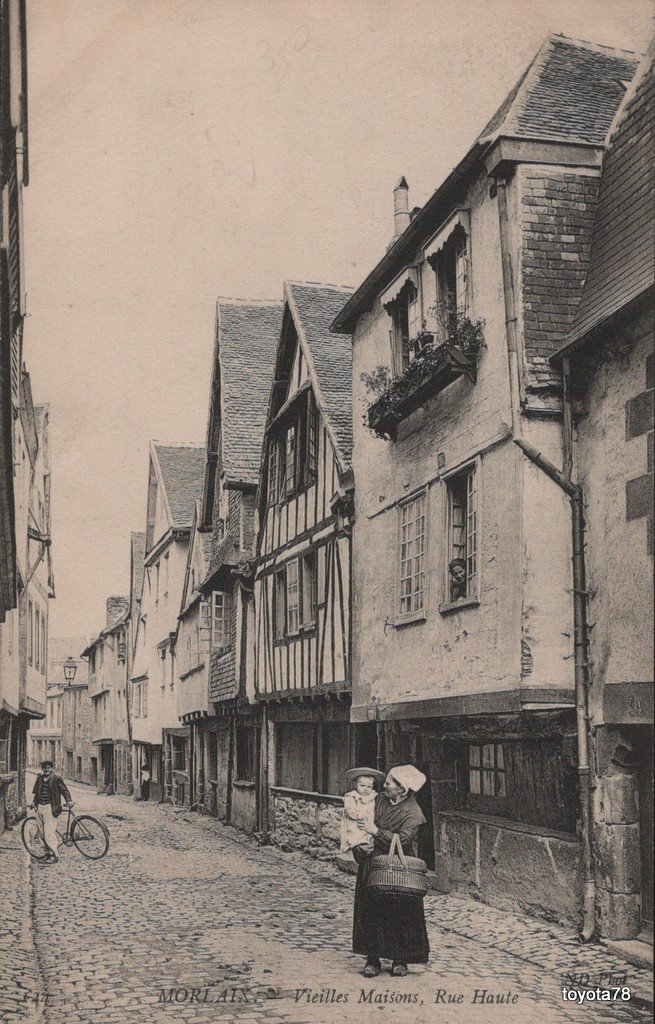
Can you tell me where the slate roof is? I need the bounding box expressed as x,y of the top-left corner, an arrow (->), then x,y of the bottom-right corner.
131,531 -> 146,610
153,444 -> 205,530
332,34 -> 641,334
285,282 -> 355,467
555,49 -> 655,355
478,35 -> 639,147
217,300 -> 282,486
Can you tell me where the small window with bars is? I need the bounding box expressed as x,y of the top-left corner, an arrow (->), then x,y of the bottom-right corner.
398,492 -> 427,617
468,743 -> 507,797
446,465 -> 477,603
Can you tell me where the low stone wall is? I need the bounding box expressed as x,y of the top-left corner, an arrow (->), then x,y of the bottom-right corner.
270,788 -> 343,861
437,811 -> 582,927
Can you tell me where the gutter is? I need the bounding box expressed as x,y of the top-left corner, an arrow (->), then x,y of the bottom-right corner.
496,173 -> 595,943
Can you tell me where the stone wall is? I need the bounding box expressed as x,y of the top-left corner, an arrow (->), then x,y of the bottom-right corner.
437,812 -> 582,927
270,790 -> 343,861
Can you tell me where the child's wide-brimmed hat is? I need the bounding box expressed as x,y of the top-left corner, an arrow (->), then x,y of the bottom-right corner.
345,766 -> 385,783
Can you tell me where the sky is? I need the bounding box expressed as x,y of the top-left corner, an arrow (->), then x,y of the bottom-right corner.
23,0 -> 653,641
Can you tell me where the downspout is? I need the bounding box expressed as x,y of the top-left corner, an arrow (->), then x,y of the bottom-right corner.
496,174 -> 595,942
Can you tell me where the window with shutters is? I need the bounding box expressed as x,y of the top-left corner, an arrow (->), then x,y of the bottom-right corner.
28,600 -> 33,665
286,558 -> 300,635
274,570 -> 286,640
444,464 -> 478,607
301,550 -> 317,627
284,424 -> 296,496
267,441 -> 280,505
35,610 -> 40,671
268,392 -> 319,504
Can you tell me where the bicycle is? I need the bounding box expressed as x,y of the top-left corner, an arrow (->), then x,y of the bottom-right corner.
21,803 -> 110,862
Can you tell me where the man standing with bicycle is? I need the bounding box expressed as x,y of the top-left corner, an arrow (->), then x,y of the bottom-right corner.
31,759 -> 73,864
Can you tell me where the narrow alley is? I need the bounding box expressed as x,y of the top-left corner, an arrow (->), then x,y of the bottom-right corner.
1,775 -> 652,1024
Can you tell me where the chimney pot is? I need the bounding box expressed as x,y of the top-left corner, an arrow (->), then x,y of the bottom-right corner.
393,177 -> 410,240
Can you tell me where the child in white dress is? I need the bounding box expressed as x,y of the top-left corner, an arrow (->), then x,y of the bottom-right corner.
340,767 -> 385,855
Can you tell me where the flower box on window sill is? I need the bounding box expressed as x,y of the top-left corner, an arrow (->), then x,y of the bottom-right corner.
367,339 -> 479,441
439,596 -> 480,616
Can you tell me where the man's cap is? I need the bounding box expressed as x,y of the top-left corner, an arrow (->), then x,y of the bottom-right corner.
40,759 -> 54,768
345,767 -> 385,783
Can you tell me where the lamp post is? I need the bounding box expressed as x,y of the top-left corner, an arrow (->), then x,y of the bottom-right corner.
63,657 -> 77,684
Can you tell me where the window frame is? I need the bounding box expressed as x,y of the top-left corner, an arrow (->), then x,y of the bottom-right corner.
273,549 -> 320,644
211,590 -> 231,651
395,488 -> 429,626
268,391 -> 319,507
441,458 -> 481,613
468,742 -> 507,798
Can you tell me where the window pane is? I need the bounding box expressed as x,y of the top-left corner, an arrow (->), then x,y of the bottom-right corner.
496,772 -> 507,797
469,744 -> 480,767
469,769 -> 481,795
274,572 -> 286,639
482,743 -> 494,768
285,426 -> 296,495
482,770 -> 494,795
398,494 -> 426,614
268,442 -> 279,504
495,744 -> 504,770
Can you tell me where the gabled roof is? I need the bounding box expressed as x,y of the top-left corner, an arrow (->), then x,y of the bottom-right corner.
284,281 -> 355,467
179,502 -> 212,618
332,34 -> 640,334
554,48 -> 654,357
214,299 -> 282,488
152,443 -> 205,531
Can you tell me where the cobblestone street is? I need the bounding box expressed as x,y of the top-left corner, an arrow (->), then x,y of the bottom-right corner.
1,775 -> 652,1024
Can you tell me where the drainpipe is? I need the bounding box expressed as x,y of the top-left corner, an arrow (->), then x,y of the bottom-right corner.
496,174 -> 595,942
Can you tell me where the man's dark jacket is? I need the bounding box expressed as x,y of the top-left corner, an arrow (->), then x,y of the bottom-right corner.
32,772 -> 72,818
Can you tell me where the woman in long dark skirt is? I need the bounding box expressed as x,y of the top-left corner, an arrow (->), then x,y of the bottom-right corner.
352,764 -> 430,977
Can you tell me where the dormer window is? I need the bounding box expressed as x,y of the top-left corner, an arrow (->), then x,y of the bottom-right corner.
267,391 -> 318,505
425,210 -> 471,338
382,268 -> 423,373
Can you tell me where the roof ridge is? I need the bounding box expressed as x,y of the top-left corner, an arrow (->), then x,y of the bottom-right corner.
217,295 -> 283,307
548,32 -> 643,59
286,279 -> 355,292
152,440 -> 204,450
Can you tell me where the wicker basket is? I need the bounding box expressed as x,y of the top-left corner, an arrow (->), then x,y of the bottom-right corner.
367,833 -> 429,899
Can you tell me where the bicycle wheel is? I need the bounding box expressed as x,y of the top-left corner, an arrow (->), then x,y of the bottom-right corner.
21,816 -> 49,861
71,814 -> 110,860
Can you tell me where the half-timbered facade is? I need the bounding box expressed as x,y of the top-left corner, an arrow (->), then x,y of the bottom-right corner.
254,282 -> 377,853
197,298 -> 281,831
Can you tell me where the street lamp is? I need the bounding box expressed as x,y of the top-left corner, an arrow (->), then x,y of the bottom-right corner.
63,656 -> 78,684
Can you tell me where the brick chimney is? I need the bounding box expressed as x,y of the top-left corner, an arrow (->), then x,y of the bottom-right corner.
106,596 -> 129,630
393,176 -> 410,240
